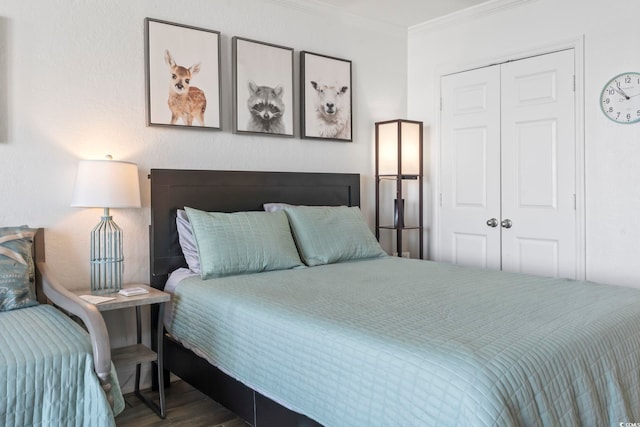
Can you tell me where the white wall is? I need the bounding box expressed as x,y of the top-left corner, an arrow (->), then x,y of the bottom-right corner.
408,0 -> 640,288
0,0 -> 407,391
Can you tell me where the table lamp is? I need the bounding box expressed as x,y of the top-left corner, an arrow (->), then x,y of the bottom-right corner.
71,155 -> 141,293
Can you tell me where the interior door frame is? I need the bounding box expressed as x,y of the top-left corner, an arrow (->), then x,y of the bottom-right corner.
433,36 -> 586,280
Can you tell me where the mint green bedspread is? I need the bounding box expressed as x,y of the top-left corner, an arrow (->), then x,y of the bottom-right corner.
0,304 -> 124,427
168,257 -> 640,426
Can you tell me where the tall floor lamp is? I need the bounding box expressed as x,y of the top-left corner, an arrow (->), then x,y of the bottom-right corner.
375,119 -> 423,259
71,155 -> 141,293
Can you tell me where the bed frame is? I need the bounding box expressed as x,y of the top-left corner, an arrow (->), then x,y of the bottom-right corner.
149,169 -> 361,426
32,228 -> 45,302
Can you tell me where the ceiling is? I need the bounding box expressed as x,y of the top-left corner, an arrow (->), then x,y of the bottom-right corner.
311,0 -> 492,27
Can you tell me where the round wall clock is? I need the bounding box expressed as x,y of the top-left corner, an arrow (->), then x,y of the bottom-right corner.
600,72 -> 640,124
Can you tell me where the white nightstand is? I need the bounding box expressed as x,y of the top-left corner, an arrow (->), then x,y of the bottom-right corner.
73,284 -> 170,418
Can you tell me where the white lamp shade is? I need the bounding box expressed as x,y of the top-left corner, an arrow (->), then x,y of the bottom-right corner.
71,159 -> 141,208
400,121 -> 421,176
377,120 -> 422,176
377,121 -> 399,176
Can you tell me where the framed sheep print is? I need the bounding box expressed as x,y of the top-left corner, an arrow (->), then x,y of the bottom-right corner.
301,51 -> 352,142
145,18 -> 221,130
233,37 -> 294,137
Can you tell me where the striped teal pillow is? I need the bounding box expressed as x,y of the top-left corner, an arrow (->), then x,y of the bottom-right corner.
283,206 -> 387,266
0,226 -> 38,312
185,207 -> 304,279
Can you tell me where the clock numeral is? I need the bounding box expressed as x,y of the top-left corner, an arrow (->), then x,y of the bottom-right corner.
627,113 -> 632,121
637,110 -> 640,117
608,107 -> 614,113
609,88 -> 615,95
625,76 -> 632,84
604,98 -> 611,104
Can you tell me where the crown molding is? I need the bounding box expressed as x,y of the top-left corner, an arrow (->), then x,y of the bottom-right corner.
266,0 -> 407,37
266,0 -> 538,37
409,0 -> 539,35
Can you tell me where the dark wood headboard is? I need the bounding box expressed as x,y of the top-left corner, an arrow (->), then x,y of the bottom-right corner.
149,169 -> 360,289
33,228 -> 45,303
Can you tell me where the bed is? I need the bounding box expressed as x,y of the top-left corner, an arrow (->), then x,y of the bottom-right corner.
150,169 -> 640,426
0,228 -> 124,427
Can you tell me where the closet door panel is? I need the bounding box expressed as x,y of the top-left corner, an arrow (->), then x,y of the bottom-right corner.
440,66 -> 501,269
500,49 -> 576,279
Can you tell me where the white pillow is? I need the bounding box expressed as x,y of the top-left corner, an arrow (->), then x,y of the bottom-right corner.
176,209 -> 201,274
263,202 -> 293,213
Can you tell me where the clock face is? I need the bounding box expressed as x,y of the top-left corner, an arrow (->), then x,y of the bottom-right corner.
600,72 -> 640,124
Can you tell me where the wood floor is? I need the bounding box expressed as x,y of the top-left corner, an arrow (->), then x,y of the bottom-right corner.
116,380 -> 250,427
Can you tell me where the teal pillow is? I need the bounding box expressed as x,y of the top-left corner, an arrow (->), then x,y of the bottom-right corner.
0,226 -> 38,312
283,206 -> 387,266
185,207 -> 304,279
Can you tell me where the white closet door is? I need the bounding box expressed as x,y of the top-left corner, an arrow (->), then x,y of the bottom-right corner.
439,49 -> 577,279
500,49 -> 576,278
440,66 -> 502,270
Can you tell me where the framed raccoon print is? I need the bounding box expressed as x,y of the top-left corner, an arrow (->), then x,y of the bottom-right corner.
232,37 -> 294,136
145,18 -> 221,130
301,51 -> 352,142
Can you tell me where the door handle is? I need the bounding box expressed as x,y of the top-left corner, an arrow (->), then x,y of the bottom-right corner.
486,218 -> 499,228
501,219 -> 513,229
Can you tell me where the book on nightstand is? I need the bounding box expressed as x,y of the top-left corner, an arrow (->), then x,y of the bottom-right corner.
118,287 -> 149,297
78,295 -> 116,305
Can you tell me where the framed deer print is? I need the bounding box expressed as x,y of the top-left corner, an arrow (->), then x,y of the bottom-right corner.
232,37 -> 294,137
145,18 -> 221,130
301,51 -> 352,141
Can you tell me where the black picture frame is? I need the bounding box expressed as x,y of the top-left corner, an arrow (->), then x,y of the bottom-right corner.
300,51 -> 352,142
145,18 -> 221,130
232,37 -> 294,137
